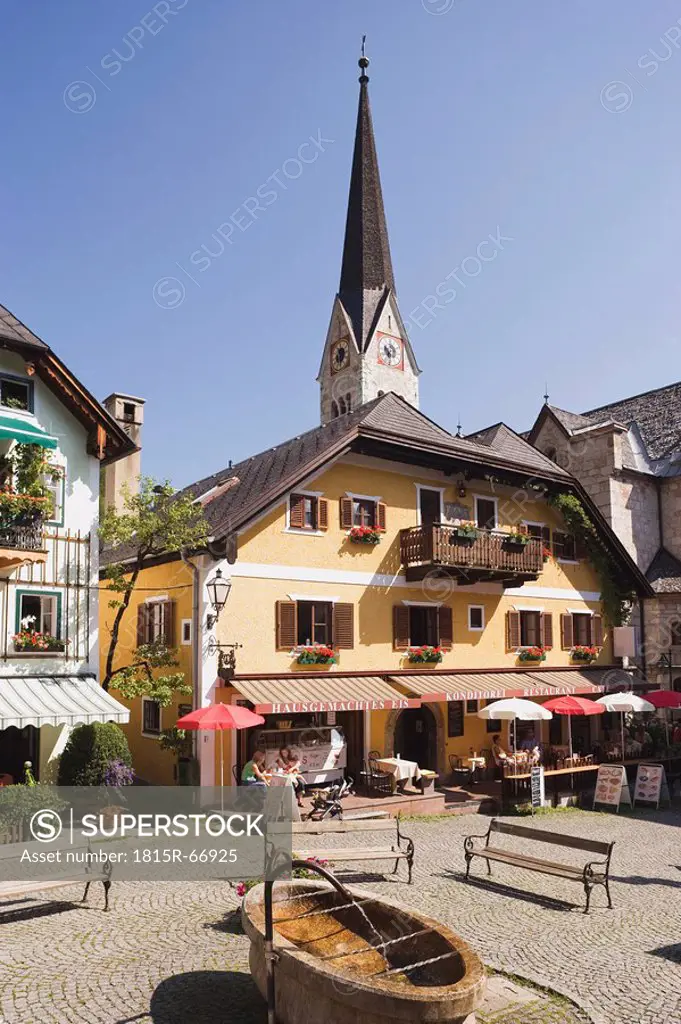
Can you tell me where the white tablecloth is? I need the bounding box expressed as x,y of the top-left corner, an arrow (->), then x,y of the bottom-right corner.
375,757 -> 422,782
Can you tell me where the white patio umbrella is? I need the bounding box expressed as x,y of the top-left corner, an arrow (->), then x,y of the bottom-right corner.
478,698 -> 553,761
595,692 -> 654,759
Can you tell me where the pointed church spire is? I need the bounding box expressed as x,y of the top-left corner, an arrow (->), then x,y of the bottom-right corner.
338,42 -> 395,351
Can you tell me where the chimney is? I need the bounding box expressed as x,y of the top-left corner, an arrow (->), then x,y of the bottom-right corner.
102,393 -> 145,511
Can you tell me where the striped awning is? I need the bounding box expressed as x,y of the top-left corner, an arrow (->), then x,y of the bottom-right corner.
232,675 -> 420,715
0,675 -> 130,729
390,669 -> 607,703
0,413 -> 58,449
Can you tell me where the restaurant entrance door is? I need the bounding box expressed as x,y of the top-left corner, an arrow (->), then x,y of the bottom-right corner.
394,706 -> 436,770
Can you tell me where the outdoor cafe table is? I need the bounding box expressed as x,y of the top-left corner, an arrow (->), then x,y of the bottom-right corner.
501,763 -> 601,810
375,757 -> 422,793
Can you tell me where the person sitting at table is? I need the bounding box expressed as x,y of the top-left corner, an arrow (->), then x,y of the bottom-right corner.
673,721 -> 681,745
491,735 -> 510,779
529,744 -> 542,767
276,746 -> 305,807
241,750 -> 269,787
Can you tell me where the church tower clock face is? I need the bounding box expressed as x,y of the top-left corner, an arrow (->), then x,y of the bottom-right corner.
330,339 -> 350,373
377,333 -> 403,369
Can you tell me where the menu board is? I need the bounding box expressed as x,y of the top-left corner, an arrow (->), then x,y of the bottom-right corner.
633,764 -> 670,809
531,766 -> 545,809
448,701 -> 464,738
593,764 -> 631,812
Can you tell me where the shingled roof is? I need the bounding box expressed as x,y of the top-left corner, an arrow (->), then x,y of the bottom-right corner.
646,547 -> 681,594
530,384 -> 681,462
0,303 -> 49,350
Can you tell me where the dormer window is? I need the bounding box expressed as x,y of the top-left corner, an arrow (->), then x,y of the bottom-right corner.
0,374 -> 32,412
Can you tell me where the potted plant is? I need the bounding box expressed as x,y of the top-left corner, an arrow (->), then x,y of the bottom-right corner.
406,645 -> 443,664
503,530 -> 530,550
13,626 -> 68,653
542,545 -> 552,563
348,525 -> 381,545
571,645 -> 598,663
295,645 -> 337,665
454,520 -> 478,542
517,646 -> 547,663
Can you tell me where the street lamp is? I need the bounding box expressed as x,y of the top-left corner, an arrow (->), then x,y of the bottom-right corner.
206,569 -> 231,629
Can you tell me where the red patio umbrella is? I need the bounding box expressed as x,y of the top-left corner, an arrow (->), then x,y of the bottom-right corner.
643,690 -> 681,747
177,703 -> 265,810
542,695 -> 604,761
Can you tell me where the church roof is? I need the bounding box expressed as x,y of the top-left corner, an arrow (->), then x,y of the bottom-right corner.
646,547 -> 681,594
338,59 -> 396,352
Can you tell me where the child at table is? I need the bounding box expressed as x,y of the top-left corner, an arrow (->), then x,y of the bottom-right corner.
276,747 -> 305,807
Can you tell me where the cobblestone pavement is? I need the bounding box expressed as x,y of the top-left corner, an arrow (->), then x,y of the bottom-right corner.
0,808 -> 678,1024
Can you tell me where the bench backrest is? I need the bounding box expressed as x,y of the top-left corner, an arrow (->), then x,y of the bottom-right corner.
290,817 -> 397,837
489,820 -> 612,857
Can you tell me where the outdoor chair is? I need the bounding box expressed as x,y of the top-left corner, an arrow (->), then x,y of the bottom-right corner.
368,750 -> 382,761
232,764 -> 241,785
359,760 -> 393,796
449,755 -> 472,785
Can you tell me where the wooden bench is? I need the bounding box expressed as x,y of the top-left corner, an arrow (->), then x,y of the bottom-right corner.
0,842 -> 113,914
463,819 -> 614,913
292,815 -> 415,883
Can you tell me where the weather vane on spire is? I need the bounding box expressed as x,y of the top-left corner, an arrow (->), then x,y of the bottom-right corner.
359,35 -> 370,79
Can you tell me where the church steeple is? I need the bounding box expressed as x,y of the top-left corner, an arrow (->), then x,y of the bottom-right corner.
317,45 -> 420,424
338,46 -> 395,350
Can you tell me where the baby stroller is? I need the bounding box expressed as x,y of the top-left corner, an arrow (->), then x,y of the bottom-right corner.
306,775 -> 354,820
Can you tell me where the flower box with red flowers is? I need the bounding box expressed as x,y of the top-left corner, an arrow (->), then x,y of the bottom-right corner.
542,546 -> 552,563
295,645 -> 337,665
348,525 -> 381,546
13,631 -> 68,654
571,645 -> 598,664
406,645 -> 443,664
503,530 -> 530,551
517,646 -> 547,663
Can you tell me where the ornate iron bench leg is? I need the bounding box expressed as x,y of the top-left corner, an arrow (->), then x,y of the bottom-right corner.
82,880 -> 91,904
485,858 -> 492,875
464,853 -> 472,880
103,879 -> 111,912
583,881 -> 593,914
605,878 -> 613,909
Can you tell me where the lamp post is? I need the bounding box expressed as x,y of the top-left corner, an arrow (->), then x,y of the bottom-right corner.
658,652 -> 673,690
206,568 -> 231,629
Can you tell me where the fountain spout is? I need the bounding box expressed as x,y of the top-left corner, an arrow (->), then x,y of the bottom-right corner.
264,860 -> 364,1024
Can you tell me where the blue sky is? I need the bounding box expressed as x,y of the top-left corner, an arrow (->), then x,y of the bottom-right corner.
3,0 -> 681,485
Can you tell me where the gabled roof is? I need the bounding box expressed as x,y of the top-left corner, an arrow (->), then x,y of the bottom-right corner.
338,60 -> 396,353
646,547 -> 681,594
528,384 -> 681,461
466,421 -> 570,478
0,301 -> 135,464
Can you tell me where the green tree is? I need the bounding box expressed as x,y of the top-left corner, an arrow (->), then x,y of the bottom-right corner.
57,722 -> 132,786
99,478 -> 208,703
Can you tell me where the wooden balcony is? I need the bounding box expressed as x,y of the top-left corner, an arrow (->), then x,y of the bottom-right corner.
400,524 -> 544,585
0,521 -> 47,571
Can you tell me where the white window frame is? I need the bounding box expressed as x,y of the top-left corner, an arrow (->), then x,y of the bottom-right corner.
402,599 -> 443,608
468,605 -> 485,631
18,591 -> 59,636
414,483 -> 445,526
473,494 -> 499,529
181,619 -> 192,645
345,491 -> 381,529
284,489 -> 326,535
144,597 -> 169,644
141,697 -> 162,737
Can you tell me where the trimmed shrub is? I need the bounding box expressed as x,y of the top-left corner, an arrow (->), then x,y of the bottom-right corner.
58,722 -> 132,786
0,784 -> 65,831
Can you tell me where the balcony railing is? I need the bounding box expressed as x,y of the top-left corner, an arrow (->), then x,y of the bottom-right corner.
0,521 -> 44,551
400,524 -> 544,584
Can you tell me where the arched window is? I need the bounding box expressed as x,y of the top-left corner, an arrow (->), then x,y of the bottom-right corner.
331,400 -> 339,419
345,393 -> 352,413
670,621 -> 681,645
338,396 -> 347,415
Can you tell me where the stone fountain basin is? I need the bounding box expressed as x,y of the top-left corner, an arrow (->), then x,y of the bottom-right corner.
242,880 -> 485,1024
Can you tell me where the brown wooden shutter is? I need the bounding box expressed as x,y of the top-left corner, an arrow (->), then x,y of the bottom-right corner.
333,603 -> 354,649
592,614 -> 604,647
506,610 -> 521,650
438,605 -> 453,650
276,601 -> 297,650
393,605 -> 411,650
161,600 -> 175,646
541,613 -> 553,649
289,494 -> 305,530
317,498 -> 328,531
377,502 -> 387,532
136,604 -> 149,647
561,613 -> 574,650
340,497 -> 353,529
